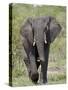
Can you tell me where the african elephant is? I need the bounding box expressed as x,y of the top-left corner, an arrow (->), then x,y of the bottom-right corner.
20,16 -> 61,84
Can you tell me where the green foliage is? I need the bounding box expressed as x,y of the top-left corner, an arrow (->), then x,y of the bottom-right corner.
11,4 -> 66,86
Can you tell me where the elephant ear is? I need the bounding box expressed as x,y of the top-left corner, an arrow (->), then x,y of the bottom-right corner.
43,16 -> 50,30
49,17 -> 61,43
27,17 -> 34,26
43,16 -> 61,44
20,17 -> 34,45
44,17 -> 50,27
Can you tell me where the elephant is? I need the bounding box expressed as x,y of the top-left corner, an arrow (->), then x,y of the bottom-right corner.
20,16 -> 61,84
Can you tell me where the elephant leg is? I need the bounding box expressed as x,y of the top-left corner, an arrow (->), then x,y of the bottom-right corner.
23,37 -> 39,83
40,44 -> 50,84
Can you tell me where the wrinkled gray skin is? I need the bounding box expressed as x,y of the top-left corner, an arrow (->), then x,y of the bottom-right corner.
20,16 -> 61,84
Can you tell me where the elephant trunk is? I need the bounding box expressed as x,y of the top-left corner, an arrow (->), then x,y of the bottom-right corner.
35,30 -> 45,62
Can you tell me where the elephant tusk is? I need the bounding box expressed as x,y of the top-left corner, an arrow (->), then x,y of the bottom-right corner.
45,40 -> 47,44
37,59 -> 40,62
33,41 -> 35,46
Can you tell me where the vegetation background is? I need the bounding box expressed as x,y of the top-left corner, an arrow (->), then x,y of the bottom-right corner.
10,4 -> 66,86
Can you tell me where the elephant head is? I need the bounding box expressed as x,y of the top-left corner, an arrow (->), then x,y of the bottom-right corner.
27,16 -> 61,62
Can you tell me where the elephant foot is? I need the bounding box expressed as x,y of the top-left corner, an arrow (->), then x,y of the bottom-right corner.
39,82 -> 48,85
39,80 -> 48,85
39,76 -> 48,85
43,80 -> 48,85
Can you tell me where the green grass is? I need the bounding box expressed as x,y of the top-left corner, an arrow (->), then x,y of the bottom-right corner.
48,70 -> 66,84
10,4 -> 66,86
12,76 -> 34,86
